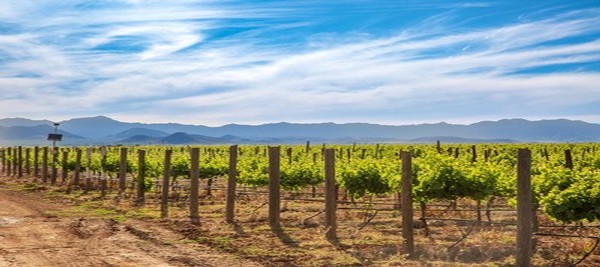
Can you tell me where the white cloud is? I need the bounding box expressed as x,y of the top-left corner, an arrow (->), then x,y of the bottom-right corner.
0,1 -> 598,124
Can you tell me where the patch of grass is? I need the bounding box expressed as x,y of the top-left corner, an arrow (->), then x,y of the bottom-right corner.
22,182 -> 46,192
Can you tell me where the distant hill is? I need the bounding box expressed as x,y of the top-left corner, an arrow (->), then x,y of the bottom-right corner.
0,118 -> 53,127
2,116 -> 600,144
119,132 -> 230,145
119,135 -> 162,144
113,128 -> 169,139
408,136 -> 517,144
0,125 -> 83,144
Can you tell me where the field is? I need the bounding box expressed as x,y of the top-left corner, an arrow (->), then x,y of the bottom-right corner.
1,143 -> 600,266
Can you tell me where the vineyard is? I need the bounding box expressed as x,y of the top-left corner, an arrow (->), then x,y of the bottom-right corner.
1,142 -> 600,266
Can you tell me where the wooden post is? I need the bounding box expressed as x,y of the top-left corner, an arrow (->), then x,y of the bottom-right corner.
305,141 -> 310,153
84,147 -> 92,193
226,145 -> 238,223
401,151 -> 415,257
347,149 -> 351,162
25,148 -> 30,175
42,147 -> 48,183
161,149 -> 172,218
6,147 -> 11,176
516,149 -> 532,267
17,146 -> 22,177
61,150 -> 68,183
436,140 -> 441,154
100,147 -> 107,196
286,147 -> 293,165
12,147 -> 17,176
564,149 -> 573,169
136,150 -> 146,205
189,148 -> 200,225
268,146 -> 281,228
0,148 -> 4,174
34,146 -> 39,177
119,147 -> 128,192
51,147 -> 58,184
471,145 -> 477,163
324,148 -> 337,241
73,148 -> 81,189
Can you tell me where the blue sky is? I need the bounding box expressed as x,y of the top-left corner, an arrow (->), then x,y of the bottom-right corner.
0,0 -> 599,125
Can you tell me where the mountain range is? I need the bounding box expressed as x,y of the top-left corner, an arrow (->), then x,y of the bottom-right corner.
0,116 -> 599,145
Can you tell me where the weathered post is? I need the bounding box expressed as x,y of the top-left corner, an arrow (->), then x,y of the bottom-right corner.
42,147 -> 48,183
189,148 -> 200,225
73,148 -> 82,189
0,148 -> 4,174
34,146 -> 39,177
100,147 -> 107,196
61,150 -> 68,183
17,146 -> 23,177
118,147 -> 128,193
516,149 -> 532,267
401,151 -> 415,257
564,149 -> 573,170
324,148 -> 337,241
51,147 -> 58,184
136,149 -> 146,205
84,147 -> 92,193
268,146 -> 281,228
25,148 -> 30,175
226,145 -> 238,224
160,149 -> 172,218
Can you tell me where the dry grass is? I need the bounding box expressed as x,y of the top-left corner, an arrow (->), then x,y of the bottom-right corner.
3,176 -> 600,266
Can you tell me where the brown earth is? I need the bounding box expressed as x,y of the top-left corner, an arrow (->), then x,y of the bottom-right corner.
0,184 -> 262,267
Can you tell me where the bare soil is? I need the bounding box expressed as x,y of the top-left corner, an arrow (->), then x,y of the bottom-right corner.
0,178 -> 262,267
1,173 -> 599,267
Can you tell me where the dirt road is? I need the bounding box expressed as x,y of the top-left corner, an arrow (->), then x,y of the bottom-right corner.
0,187 -> 262,267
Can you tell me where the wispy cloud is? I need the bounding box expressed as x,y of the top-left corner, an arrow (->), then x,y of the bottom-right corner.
0,1 -> 598,125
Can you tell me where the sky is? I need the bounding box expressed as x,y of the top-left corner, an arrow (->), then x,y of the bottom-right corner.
0,0 -> 599,126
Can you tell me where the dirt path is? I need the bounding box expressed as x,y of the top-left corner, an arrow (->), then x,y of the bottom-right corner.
0,186 -> 262,267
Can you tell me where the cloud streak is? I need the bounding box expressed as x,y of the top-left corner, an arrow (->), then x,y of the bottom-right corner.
0,1 -> 598,125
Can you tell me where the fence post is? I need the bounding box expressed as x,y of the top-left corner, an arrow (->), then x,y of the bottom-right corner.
13,147 -> 19,176
84,147 -> 92,193
161,149 -> 172,219
6,147 -> 12,176
17,146 -> 23,177
119,147 -> 128,193
100,147 -> 107,196
73,148 -> 81,190
401,151 -> 415,257
268,146 -> 281,228
62,150 -> 68,183
324,148 -> 337,241
136,149 -> 146,205
564,149 -> 573,169
51,147 -> 58,184
34,146 -> 39,177
0,148 -> 4,174
42,147 -> 48,183
516,148 -> 532,267
226,145 -> 238,224
25,148 -> 30,176
190,148 -> 200,225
